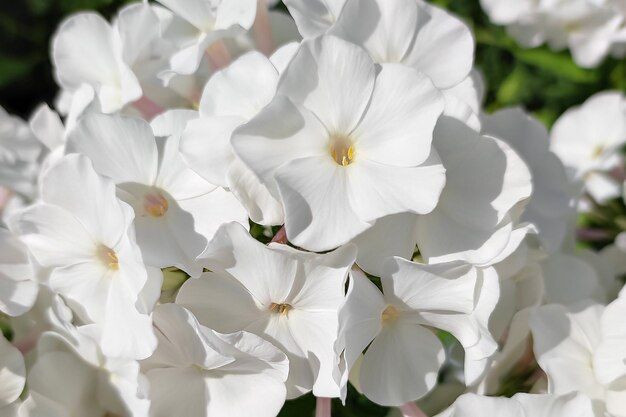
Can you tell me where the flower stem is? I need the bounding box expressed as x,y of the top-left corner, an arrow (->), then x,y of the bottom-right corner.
315,397 -> 331,417
399,402 -> 428,417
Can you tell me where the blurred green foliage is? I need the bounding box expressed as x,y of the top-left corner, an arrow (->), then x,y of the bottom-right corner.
431,0 -> 625,127
1,0 -> 625,416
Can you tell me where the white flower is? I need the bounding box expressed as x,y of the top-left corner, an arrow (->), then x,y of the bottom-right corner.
66,112 -> 248,277
480,0 -> 626,68
52,10 -> 144,114
176,222 -> 356,398
530,299 -> 626,417
551,91 -> 626,204
24,328 -> 149,417
0,228 -> 37,317
285,0 -> 480,129
482,108 -> 572,252
233,35 -> 446,251
353,117 -> 533,276
0,333 -> 25,415
336,258 -> 498,406
156,0 -> 257,76
10,154 -> 158,360
143,304 -> 288,417
180,51 -> 284,225
442,392 -> 595,417
0,106 -> 43,199
283,0 -> 346,38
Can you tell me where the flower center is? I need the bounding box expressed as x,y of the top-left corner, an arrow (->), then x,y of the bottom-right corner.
329,134 -> 355,167
97,244 -> 119,270
269,303 -> 292,316
381,305 -> 400,323
591,144 -> 605,160
143,193 -> 169,217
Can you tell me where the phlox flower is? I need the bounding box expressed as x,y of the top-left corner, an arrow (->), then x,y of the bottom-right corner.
143,304 -> 288,417
0,333 -> 25,416
181,51 -> 284,225
353,117 -> 533,276
530,298 -> 626,417
0,106 -> 43,200
155,0 -> 257,76
52,3 -> 163,114
482,108 -> 572,252
480,0 -> 626,68
336,258 -> 498,406
441,392 -> 595,417
177,222 -> 356,398
233,35 -> 446,251
551,91 -> 626,204
10,154 -> 159,360
0,228 -> 37,317
23,326 -> 149,417
66,112 -> 248,277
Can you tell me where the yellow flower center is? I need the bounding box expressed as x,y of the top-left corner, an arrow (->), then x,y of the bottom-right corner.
144,193 -> 169,217
97,245 -> 119,270
381,305 -> 400,323
270,303 -> 292,316
591,144 -> 605,160
329,134 -> 355,167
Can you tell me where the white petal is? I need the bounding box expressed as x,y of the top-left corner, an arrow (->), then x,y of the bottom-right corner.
594,296 -> 626,384
351,64 -> 443,167
358,323 -> 444,406
337,269 -> 385,375
12,204 -> 96,267
404,3 -> 474,89
382,257 -> 476,314
198,222 -> 299,305
352,213 -> 419,277
283,0 -> 345,38
232,95 -> 329,194
67,113 -> 159,185
177,271 -> 266,334
278,35 -> 375,134
274,155 -> 371,251
331,0 -> 423,63
199,51 -> 278,120
0,334 -> 25,407
41,154 -> 132,247
347,157 -> 446,222
226,159 -> 285,226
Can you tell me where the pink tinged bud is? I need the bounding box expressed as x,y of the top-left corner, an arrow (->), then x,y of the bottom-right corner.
399,402 -> 429,417
253,0 -> 274,56
132,96 -> 165,120
270,226 -> 288,244
206,40 -> 233,70
315,397 -> 332,417
0,187 -> 12,211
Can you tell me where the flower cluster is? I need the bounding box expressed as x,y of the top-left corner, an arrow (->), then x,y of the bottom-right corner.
0,1 -> 625,417
480,0 -> 626,68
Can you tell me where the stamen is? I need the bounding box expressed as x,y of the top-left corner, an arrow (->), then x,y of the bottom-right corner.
97,245 -> 119,270
591,145 -> 605,160
382,305 -> 400,323
270,303 -> 292,316
329,134 -> 355,166
144,193 -> 169,218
